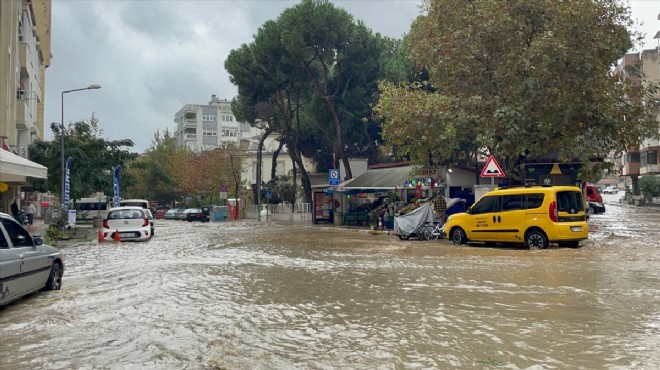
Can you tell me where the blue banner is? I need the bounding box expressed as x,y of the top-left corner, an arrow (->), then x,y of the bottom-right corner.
64,156 -> 72,212
113,165 -> 121,207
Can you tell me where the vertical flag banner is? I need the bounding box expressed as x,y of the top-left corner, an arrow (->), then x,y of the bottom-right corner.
63,156 -> 72,212
113,165 -> 121,207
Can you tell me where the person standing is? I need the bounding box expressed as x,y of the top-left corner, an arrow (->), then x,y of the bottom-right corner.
432,193 -> 447,224
25,202 -> 36,226
11,200 -> 19,220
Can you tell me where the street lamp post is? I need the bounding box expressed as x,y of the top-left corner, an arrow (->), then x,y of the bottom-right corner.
60,84 -> 101,215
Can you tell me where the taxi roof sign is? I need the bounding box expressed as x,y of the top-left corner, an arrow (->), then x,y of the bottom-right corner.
480,156 -> 505,177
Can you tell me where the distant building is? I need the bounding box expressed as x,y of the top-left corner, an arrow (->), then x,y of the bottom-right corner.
0,0 -> 51,211
173,95 -> 258,151
615,41 -> 660,184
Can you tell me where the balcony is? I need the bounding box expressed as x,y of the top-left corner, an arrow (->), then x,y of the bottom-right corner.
183,119 -> 197,129
640,164 -> 659,175
18,41 -> 30,78
184,133 -> 197,141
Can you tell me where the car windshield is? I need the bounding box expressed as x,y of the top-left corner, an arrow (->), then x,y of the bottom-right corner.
109,210 -> 144,219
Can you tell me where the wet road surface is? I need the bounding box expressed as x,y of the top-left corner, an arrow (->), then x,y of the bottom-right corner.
1,193 -> 659,369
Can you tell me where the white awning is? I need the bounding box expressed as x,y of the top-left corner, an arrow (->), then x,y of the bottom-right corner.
0,149 -> 48,179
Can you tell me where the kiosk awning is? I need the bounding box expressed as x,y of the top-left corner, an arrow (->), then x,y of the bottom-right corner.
0,149 -> 48,179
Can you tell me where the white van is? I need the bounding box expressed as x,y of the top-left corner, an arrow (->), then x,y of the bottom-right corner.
119,199 -> 150,209
75,197 -> 109,222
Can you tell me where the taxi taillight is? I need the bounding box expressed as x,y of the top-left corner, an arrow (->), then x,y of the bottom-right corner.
142,218 -> 149,227
549,201 -> 558,222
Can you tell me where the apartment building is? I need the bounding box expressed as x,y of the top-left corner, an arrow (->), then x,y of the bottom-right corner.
174,95 -> 258,151
0,0 -> 51,210
616,21 -> 660,184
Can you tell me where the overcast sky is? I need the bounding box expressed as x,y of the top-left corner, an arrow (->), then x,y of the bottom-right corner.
44,0 -> 660,153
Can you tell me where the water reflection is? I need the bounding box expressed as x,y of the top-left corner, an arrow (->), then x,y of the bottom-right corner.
1,203 -> 659,369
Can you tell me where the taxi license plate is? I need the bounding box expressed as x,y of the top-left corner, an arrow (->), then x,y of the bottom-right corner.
119,232 -> 134,238
570,226 -> 582,232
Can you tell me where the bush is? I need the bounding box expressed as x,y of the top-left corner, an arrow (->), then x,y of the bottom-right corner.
639,175 -> 660,201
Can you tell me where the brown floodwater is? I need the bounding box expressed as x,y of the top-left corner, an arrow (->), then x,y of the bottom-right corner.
1,193 -> 658,369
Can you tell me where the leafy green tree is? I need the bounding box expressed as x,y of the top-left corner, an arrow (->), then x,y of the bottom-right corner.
376,0 -> 658,181
639,176 -> 660,201
124,129 -> 186,206
28,115 -> 137,202
278,0 -> 387,179
262,176 -> 297,205
226,20 -> 316,204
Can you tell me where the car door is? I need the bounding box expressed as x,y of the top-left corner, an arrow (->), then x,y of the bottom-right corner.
498,194 -> 526,242
0,225 -> 25,304
1,219 -> 50,294
465,195 -> 501,241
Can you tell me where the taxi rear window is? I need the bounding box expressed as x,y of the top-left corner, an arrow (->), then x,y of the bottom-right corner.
556,191 -> 584,213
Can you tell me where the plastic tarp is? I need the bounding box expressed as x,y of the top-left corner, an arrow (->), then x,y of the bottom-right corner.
394,203 -> 435,237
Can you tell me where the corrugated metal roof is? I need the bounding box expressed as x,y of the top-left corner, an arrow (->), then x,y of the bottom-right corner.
342,166 -> 416,189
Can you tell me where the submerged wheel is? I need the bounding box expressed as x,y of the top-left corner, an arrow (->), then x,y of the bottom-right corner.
397,235 -> 410,240
44,263 -> 63,291
525,229 -> 549,249
450,227 -> 467,245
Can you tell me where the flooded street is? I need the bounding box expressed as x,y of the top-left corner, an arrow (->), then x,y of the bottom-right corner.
2,193 -> 659,369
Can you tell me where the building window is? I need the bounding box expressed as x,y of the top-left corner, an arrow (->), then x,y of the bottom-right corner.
203,114 -> 216,122
203,129 -> 217,136
627,152 -> 640,163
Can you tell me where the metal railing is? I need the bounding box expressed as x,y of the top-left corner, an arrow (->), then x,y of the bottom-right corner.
249,203 -> 310,214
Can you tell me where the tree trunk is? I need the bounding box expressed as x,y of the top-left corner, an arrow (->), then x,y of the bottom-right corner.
271,138 -> 285,180
255,127 -> 274,204
631,175 -> 640,196
324,96 -> 352,180
288,148 -> 312,204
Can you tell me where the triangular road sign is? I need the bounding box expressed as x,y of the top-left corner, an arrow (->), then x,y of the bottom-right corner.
480,156 -> 505,177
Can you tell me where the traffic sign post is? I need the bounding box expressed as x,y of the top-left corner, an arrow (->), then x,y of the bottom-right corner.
329,169 -> 340,186
480,156 -> 505,185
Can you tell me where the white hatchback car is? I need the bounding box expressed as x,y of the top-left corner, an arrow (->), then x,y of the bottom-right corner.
102,207 -> 152,242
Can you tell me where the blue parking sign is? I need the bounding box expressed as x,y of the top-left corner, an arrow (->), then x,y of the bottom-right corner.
329,169 -> 340,186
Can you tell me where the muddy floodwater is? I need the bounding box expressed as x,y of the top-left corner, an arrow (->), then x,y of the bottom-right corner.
1,194 -> 659,369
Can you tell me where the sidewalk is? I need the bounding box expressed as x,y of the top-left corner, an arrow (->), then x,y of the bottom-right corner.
27,219 -> 50,237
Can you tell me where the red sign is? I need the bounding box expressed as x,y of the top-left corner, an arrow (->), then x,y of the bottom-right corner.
480,156 -> 505,177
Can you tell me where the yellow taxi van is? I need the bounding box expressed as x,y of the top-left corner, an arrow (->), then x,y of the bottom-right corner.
441,185 -> 588,249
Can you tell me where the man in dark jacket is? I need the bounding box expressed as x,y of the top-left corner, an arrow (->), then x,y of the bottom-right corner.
11,200 -> 19,220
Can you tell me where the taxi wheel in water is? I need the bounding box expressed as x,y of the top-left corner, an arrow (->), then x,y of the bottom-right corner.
450,227 -> 467,245
44,262 -> 63,291
525,229 -> 549,249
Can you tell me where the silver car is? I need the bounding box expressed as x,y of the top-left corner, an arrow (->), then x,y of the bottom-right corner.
0,212 -> 64,307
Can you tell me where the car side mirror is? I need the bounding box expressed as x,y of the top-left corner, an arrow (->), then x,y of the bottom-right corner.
33,236 -> 44,246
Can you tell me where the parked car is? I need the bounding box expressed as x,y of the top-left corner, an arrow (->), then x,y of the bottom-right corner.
174,209 -> 190,221
186,208 -> 205,222
441,185 -> 588,249
199,205 -> 214,222
585,183 -> 606,214
0,212 -> 64,307
164,208 -> 179,220
585,183 -> 603,203
154,209 -> 166,219
603,186 -> 619,194
144,208 -> 155,237
102,207 -> 151,242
